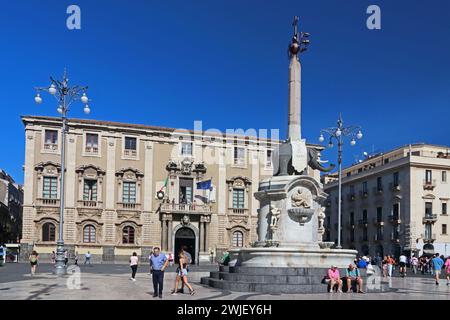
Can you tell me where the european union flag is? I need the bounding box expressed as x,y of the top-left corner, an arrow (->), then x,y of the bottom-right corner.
196,179 -> 212,190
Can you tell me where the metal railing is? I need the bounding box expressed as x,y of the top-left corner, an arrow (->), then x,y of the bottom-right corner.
161,202 -> 212,213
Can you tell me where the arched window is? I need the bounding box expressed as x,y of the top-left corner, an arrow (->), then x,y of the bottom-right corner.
42,222 -> 56,242
232,231 -> 244,247
83,225 -> 96,243
122,226 -> 135,244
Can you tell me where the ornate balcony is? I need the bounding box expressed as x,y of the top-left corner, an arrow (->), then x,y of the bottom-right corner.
423,179 -> 436,190
160,202 -> 212,215
36,198 -> 60,207
117,202 -> 141,211
421,233 -> 436,243
43,143 -> 58,151
228,208 -> 248,215
423,214 -> 438,223
78,200 -> 100,208
124,149 -> 137,157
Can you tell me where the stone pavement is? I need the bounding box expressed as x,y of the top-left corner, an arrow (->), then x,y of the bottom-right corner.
1,263 -> 450,300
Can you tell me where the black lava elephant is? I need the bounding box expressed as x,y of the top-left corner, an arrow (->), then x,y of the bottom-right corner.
273,142 -> 335,176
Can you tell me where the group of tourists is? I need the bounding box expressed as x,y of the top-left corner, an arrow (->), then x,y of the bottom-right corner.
325,263 -> 365,294
138,245 -> 196,298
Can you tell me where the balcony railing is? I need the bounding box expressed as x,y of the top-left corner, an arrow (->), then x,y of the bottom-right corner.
124,149 -> 137,157
36,198 -> 60,207
423,214 -> 438,223
228,208 -> 248,215
423,179 -> 436,190
388,215 -> 401,223
43,143 -> 58,151
421,233 -> 436,242
117,202 -> 141,211
85,146 -> 99,154
233,158 -> 245,166
161,202 -> 212,214
78,200 -> 100,208
389,183 -> 401,191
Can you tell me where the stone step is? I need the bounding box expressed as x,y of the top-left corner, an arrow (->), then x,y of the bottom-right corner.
228,266 -> 330,276
218,272 -> 324,285
201,277 -> 326,294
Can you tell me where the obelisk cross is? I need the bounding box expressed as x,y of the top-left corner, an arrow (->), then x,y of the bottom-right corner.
292,16 -> 299,38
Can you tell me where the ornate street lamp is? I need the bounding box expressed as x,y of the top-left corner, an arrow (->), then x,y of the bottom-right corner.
319,113 -> 362,249
34,69 -> 91,276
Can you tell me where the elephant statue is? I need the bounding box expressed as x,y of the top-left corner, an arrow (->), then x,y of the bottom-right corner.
273,141 -> 335,176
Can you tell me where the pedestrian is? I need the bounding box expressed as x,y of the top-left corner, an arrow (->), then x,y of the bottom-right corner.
399,253 -> 407,277
431,253 -> 444,285
129,252 -> 138,281
149,247 -> 169,298
85,251 -> 92,265
64,250 -> 69,266
176,246 -> 192,293
29,250 -> 39,276
444,256 -> 450,286
382,255 -> 388,278
410,255 -> 419,274
74,251 -> 79,266
50,251 -> 56,264
386,255 -> 394,277
171,251 -> 196,296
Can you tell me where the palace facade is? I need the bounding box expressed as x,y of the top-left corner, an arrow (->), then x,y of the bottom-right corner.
21,115 -> 322,263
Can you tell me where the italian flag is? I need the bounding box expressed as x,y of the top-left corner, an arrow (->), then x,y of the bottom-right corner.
159,176 -> 168,192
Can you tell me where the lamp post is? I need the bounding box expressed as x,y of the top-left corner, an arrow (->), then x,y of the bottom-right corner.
34,70 -> 91,276
318,113 -> 362,249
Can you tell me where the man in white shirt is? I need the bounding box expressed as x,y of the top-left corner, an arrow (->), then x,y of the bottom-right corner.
399,254 -> 408,277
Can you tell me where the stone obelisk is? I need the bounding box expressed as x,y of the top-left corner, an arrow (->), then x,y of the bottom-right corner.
288,42 -> 301,141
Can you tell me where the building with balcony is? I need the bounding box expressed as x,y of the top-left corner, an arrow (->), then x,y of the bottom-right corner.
0,169 -> 23,244
21,116 -> 321,263
323,143 -> 450,258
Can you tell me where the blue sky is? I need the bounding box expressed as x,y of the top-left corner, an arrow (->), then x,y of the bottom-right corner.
1,0 -> 450,183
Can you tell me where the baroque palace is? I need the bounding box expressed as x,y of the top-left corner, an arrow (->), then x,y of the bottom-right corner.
21,116 -> 322,263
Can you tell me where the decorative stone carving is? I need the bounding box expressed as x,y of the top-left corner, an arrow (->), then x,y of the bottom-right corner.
291,187 -> 312,208
317,206 -> 326,236
180,158 -> 194,175
269,205 -> 281,230
181,215 -> 190,226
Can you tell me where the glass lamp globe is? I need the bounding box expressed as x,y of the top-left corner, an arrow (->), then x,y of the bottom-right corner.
34,94 -> 42,104
335,129 -> 342,137
81,93 -> 89,104
57,106 -> 63,114
318,134 -> 324,143
328,142 -> 334,148
48,84 -> 57,95
357,130 -> 363,139
350,139 -> 356,146
84,105 -> 91,115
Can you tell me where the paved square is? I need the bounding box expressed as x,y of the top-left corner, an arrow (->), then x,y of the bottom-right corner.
1,263 -> 450,300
